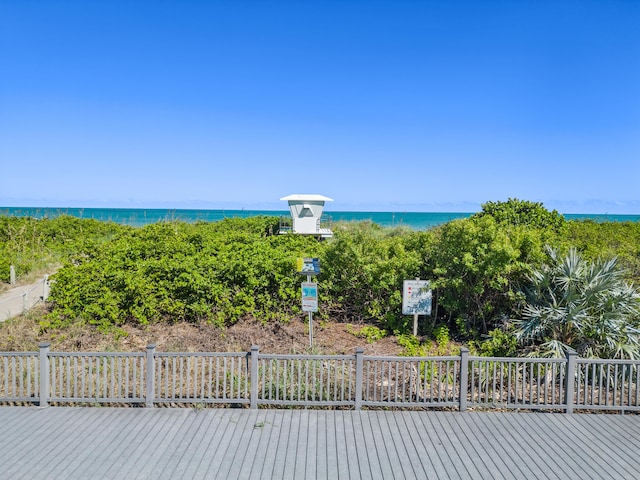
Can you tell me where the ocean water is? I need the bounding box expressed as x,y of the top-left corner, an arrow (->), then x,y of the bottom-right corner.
1,207 -> 639,230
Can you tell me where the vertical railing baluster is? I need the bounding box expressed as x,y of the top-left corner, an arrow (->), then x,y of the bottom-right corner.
200,357 -> 205,399
27,356 -> 32,399
589,363 -> 595,407
18,356 -> 24,398
208,357 -> 213,400
393,361 -> 399,402
620,364 -> 626,409
565,349 -> 577,414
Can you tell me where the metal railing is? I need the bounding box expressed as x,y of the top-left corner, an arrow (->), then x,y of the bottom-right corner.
362,356 -> 461,408
575,358 -> 640,411
0,352 -> 39,402
48,351 -> 146,404
2,345 -> 640,412
468,356 -> 568,410
154,352 -> 249,405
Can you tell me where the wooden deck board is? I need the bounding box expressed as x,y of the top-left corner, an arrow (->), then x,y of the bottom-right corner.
412,411 -> 457,479
439,412 -> 500,480
1,407 -> 639,479
462,412 -> 539,479
507,412 -> 590,479
485,412 -> 559,480
555,414 -> 638,479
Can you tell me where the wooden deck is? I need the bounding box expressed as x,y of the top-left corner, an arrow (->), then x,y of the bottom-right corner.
1,407 -> 638,479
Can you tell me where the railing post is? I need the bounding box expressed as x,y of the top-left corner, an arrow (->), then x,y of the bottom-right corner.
565,349 -> 577,414
38,342 -> 50,407
355,348 -> 364,410
10,265 -> 16,285
43,275 -> 49,301
459,348 -> 469,412
145,344 -> 156,408
250,345 -> 260,409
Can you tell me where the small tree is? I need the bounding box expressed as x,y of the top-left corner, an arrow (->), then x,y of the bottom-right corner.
513,247 -> 640,358
475,198 -> 565,231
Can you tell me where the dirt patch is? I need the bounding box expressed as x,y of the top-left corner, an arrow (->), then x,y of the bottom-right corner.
0,307 -> 408,355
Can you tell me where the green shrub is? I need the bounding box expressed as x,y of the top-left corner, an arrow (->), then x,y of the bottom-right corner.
471,328 -> 518,357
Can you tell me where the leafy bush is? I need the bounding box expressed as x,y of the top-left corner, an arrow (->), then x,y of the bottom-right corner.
320,223 -> 422,330
513,247 -> 640,358
470,328 -> 518,357
474,198 -> 565,231
424,215 -> 544,335
44,218 -> 322,329
346,324 -> 387,343
563,220 -> 640,281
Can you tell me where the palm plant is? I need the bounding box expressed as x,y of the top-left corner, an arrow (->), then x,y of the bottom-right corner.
513,246 -> 640,358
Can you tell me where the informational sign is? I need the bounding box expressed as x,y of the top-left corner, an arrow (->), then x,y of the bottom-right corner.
297,257 -> 321,275
301,282 -> 318,312
402,280 -> 432,315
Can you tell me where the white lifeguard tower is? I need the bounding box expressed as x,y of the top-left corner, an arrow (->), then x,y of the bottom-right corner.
280,194 -> 333,238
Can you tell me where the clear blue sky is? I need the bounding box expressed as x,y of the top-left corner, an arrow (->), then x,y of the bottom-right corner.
1,0 -> 639,213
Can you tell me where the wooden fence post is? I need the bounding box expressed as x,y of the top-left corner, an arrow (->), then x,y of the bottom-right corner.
355,348 -> 364,410
146,344 -> 156,408
459,348 -> 469,411
250,345 -> 260,409
565,349 -> 577,414
39,342 -> 50,407
43,275 -> 49,301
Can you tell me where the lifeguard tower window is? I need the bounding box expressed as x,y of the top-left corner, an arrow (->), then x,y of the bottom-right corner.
279,194 -> 333,238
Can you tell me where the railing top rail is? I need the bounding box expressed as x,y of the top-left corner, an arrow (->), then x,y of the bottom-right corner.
258,353 -> 354,361
576,358 -> 640,365
0,352 -> 38,357
48,352 -> 145,358
469,356 -> 567,364
154,351 -> 248,358
365,355 -> 459,362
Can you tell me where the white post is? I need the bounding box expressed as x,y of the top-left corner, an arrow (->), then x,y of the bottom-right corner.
43,275 -> 49,301
22,292 -> 27,313
10,265 -> 16,285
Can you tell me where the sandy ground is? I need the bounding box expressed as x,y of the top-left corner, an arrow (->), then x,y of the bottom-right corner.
0,277 -> 49,322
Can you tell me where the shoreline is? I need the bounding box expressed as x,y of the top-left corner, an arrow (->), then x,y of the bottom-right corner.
2,206 -> 640,230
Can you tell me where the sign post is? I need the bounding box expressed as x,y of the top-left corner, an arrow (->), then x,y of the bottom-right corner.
402,278 -> 432,336
298,258 -> 320,347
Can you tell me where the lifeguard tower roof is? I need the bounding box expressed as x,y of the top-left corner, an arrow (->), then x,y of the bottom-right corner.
280,194 -> 334,202
280,194 -> 333,238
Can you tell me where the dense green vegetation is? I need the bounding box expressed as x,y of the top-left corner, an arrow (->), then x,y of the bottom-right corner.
2,199 -> 640,358
0,215 -> 126,283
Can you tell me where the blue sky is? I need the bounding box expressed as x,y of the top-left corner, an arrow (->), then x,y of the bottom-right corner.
1,0 -> 639,213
